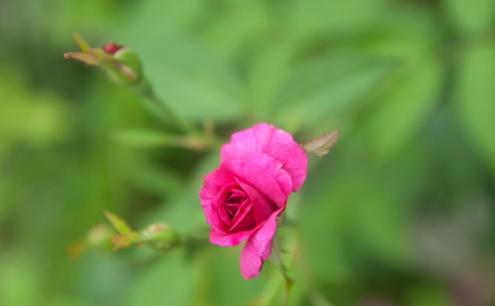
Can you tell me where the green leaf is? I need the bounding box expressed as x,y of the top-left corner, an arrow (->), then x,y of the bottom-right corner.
444,0 -> 495,34
43,0 -> 120,46
288,0 -> 389,36
272,52 -> 394,130
72,33 -> 91,52
363,56 -> 444,160
121,0 -> 201,41
195,0 -> 268,58
455,43 -> 495,172
121,0 -> 245,122
104,211 -> 134,235
247,43 -> 294,120
300,167 -> 411,283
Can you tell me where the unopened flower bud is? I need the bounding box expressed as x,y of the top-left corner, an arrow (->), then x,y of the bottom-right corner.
64,35 -> 143,86
139,223 -> 179,251
102,42 -> 124,55
87,224 -> 113,246
107,47 -> 143,86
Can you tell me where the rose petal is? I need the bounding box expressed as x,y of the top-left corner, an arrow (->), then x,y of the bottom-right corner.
221,123 -> 308,191
215,189 -> 233,228
200,165 -> 234,233
228,200 -> 254,232
240,208 -> 282,279
236,178 -> 275,224
210,227 -> 255,247
223,153 -> 292,206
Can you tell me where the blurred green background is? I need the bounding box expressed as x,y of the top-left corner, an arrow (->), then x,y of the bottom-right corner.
1,0 -> 495,305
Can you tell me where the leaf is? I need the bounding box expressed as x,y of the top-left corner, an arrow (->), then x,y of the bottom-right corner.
103,211 -> 133,235
272,52 -> 393,130
121,0 -> 201,41
363,56 -> 444,160
287,0 -> 389,36
43,0 -> 120,46
300,169 -> 411,284
104,211 -> 139,251
247,43 -> 294,119
195,0 -> 268,58
454,43 -> 495,172
63,52 -> 99,65
121,0 -> 245,122
444,0 -> 495,34
72,33 -> 91,52
303,130 -> 340,157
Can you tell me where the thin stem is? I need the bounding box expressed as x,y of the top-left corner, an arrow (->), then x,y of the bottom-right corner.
135,79 -> 197,135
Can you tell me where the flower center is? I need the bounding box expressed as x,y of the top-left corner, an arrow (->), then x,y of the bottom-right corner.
225,188 -> 246,219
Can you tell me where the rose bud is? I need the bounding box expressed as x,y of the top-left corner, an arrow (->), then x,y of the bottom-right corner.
64,35 -> 142,86
199,123 -> 308,279
103,46 -> 143,86
102,42 -> 123,55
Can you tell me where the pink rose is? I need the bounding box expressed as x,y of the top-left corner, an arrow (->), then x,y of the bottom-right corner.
199,123 -> 308,279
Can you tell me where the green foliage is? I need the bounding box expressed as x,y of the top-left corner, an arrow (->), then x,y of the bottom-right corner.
363,56 -> 444,160
1,0 -> 494,306
273,52 -> 394,130
444,0 -> 495,35
454,43 -> 495,172
104,211 -> 134,235
127,251 -> 201,306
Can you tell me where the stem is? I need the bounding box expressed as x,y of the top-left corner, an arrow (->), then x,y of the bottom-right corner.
135,79 -> 197,135
271,238 -> 294,299
291,225 -> 336,306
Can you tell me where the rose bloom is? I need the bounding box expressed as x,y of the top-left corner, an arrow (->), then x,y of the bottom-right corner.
199,123 -> 308,279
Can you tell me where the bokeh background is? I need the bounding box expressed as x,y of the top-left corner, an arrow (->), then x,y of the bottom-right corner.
1,0 -> 495,305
